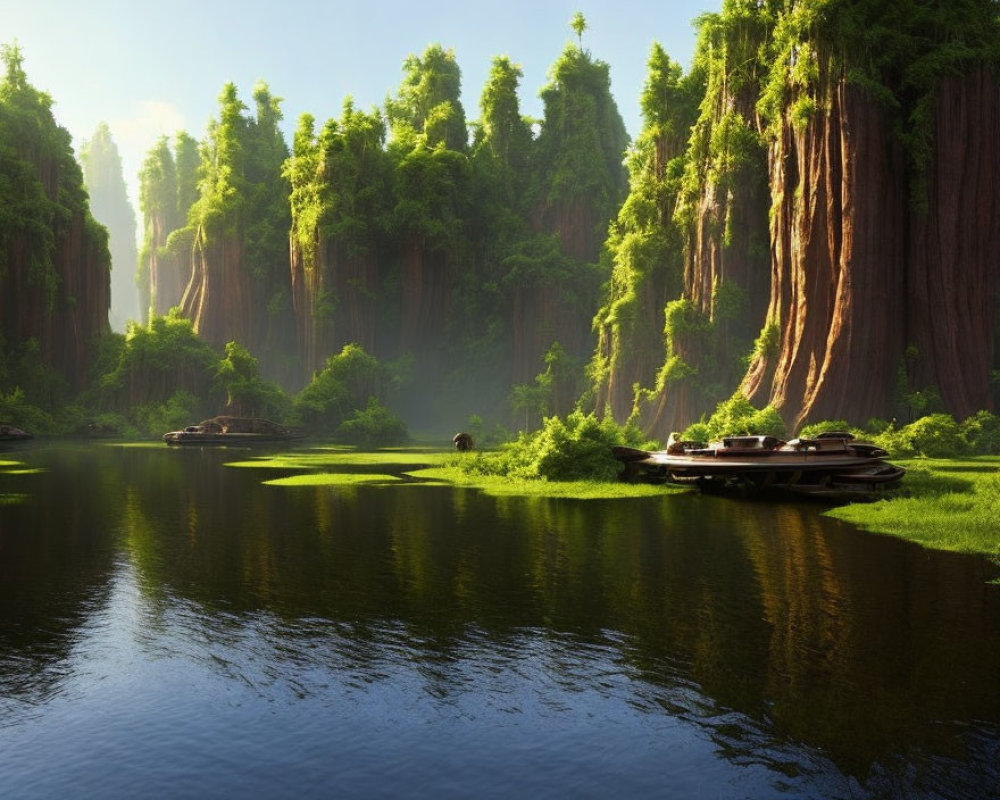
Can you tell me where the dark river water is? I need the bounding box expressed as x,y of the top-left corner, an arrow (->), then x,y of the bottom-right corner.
1,443 -> 998,799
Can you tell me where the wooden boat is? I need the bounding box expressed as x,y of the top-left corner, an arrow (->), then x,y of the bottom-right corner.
0,423 -> 33,442
163,416 -> 304,446
613,432 -> 905,498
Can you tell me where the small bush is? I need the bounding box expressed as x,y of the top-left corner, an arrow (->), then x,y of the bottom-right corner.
457,410 -> 648,482
870,414 -> 968,458
797,420 -> 862,439
294,344 -> 399,434
335,397 -> 408,448
682,393 -> 786,441
680,421 -> 711,443
903,413 -> 968,458
132,390 -> 200,438
961,410 -> 1000,455
871,424 -> 918,458
0,387 -> 55,433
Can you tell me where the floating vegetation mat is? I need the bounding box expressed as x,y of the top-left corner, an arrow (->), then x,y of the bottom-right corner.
407,466 -> 679,499
226,448 -> 677,499
226,450 -> 446,471
263,473 -> 400,487
0,459 -> 43,476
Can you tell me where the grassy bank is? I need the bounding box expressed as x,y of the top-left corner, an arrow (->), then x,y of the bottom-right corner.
827,457 -> 1000,559
224,448 -> 1000,555
224,448 -> 675,499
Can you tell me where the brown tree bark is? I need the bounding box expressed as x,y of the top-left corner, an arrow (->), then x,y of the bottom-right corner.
905,66 -> 1000,420
743,74 -> 908,431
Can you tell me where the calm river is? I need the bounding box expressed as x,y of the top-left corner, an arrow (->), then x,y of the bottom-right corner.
1,443 -> 998,799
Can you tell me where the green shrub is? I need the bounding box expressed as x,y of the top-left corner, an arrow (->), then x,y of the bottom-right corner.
0,387 -> 55,433
797,420 -> 862,439
214,341 -> 289,420
334,397 -> 408,448
458,410 -> 647,482
132,390 -> 200,438
294,344 -> 399,434
960,410 -> 1000,455
872,414 -> 969,458
680,420 -> 711,443
685,392 -> 786,441
871,423 -> 918,458
903,413 -> 968,458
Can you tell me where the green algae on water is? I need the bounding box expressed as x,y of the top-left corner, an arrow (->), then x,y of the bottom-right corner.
263,473 -> 400,487
408,466 -> 681,499
226,450 -> 447,471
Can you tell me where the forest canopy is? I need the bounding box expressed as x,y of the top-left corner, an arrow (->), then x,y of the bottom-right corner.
2,2 -> 999,449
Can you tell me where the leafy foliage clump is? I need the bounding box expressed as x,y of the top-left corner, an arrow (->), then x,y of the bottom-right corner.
99,310 -> 220,413
872,413 -> 969,458
335,396 -> 408,448
459,410 -> 648,482
294,343 -> 403,436
797,419 -> 864,439
960,410 -> 1000,455
214,341 -> 288,420
681,392 -> 786,442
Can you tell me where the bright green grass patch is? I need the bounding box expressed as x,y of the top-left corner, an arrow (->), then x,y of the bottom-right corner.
0,460 -> 24,468
827,457 -> 1000,559
226,450 -> 448,470
227,446 -> 679,498
263,473 -> 400,487
407,466 -> 681,499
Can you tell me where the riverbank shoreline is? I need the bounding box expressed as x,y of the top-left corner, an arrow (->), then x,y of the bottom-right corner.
825,456 -> 1000,563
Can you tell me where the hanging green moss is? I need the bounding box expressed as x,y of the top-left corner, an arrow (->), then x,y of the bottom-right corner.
0,43 -> 94,305
756,0 -> 1000,199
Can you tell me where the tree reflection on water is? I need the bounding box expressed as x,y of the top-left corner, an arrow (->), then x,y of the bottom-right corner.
1,443 -> 998,797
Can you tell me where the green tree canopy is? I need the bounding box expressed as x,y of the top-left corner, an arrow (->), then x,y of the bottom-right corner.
571,11 -> 587,47
535,43 -> 629,212
82,122 -> 139,331
386,44 -> 468,151
293,343 -> 401,433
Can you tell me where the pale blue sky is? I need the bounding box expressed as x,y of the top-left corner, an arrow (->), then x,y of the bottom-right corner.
2,0 -> 719,209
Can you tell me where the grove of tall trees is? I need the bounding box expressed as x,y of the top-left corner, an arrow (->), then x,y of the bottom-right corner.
3,2 -> 999,439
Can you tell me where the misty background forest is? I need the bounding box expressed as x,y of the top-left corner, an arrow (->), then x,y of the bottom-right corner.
3,1 -> 1000,451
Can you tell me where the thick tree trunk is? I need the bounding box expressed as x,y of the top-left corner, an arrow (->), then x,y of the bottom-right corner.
744,65 -> 999,430
743,76 -> 908,431
1,181 -> 109,393
181,227 -> 252,350
906,67 -> 1000,419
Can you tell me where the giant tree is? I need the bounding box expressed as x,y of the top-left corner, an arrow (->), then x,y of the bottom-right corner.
0,43 -> 110,395
137,132 -> 198,322
81,123 -> 139,331
383,45 -> 473,426
181,81 -> 296,385
741,0 -> 1000,428
286,100 -> 393,380
512,32 -> 629,400
590,43 -> 701,426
